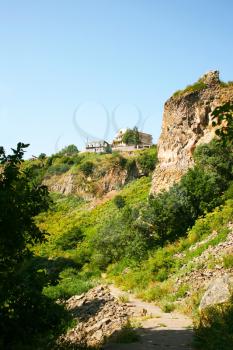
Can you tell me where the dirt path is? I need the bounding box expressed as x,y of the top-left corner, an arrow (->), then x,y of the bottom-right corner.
103,285 -> 194,350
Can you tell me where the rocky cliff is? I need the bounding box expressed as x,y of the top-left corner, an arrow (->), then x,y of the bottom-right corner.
151,71 -> 233,194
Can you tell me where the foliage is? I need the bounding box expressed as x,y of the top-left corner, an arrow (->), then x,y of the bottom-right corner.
110,320 -> 140,343
137,140 -> 233,245
195,300 -> 233,350
43,268 -> 94,300
136,147 -> 157,175
91,207 -> 149,269
122,127 -> 140,146
173,79 -> 207,98
47,163 -> 70,175
113,195 -> 126,209
79,161 -> 95,176
161,302 -> 175,313
212,102 -> 233,146
59,144 -> 79,155
38,152 -> 46,159
0,143 -> 71,349
223,254 -> 233,268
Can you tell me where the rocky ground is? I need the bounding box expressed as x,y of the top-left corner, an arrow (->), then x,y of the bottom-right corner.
175,226 -> 233,290
58,285 -> 193,349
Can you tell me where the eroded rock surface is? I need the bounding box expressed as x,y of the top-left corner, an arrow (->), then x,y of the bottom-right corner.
199,274 -> 233,310
59,285 -> 135,348
151,71 -> 233,194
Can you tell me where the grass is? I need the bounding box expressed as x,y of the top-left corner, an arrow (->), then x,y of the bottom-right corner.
223,254 -> 233,268
109,320 -> 140,344
118,294 -> 130,303
172,79 -> 207,98
161,303 -> 175,313
107,200 -> 233,316
195,300 -> 233,350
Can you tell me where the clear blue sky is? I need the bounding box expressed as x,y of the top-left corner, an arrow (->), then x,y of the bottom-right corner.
1,0 -> 233,157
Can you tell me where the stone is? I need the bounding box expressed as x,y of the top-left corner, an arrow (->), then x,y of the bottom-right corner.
199,274 -> 233,310
58,285 -> 135,348
151,71 -> 233,194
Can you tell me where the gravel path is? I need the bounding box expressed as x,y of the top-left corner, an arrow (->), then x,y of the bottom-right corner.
103,285 -> 194,350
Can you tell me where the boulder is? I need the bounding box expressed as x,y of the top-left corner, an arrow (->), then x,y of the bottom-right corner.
199,274 -> 233,311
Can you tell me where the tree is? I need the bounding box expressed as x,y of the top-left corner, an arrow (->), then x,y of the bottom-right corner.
122,127 -> 140,146
38,152 -> 46,160
0,143 -> 54,347
59,144 -> 79,155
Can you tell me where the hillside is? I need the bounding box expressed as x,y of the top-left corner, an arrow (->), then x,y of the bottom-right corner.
32,76 -> 233,350
2,74 -> 233,350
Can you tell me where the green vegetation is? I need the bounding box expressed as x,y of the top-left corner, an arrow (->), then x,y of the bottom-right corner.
223,254 -> 233,268
109,320 -> 140,343
122,126 -> 140,145
195,301 -> 233,350
2,103 -> 233,349
172,78 -> 207,98
0,144 -> 72,350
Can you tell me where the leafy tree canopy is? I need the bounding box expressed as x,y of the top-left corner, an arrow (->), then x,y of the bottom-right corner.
122,127 -> 140,146
59,144 -> 79,155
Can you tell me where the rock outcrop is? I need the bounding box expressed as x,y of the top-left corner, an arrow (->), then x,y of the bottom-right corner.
58,285 -> 136,348
151,71 -> 233,194
199,274 -> 233,311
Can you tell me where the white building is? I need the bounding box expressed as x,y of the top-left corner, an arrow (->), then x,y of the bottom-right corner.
85,140 -> 110,153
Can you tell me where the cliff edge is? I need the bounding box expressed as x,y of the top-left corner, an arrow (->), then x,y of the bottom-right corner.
151,71 -> 233,194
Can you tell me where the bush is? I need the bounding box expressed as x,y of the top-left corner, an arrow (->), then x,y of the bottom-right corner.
47,164 -> 70,175
91,209 -> 148,269
43,268 -> 94,300
195,301 -> 233,350
161,302 -> 175,313
138,140 -> 233,245
79,161 -> 94,176
114,195 -> 126,209
137,149 -> 157,175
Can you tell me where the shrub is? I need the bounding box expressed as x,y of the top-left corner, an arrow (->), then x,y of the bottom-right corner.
55,228 -> 84,250
172,79 -> 207,98
114,195 -> 126,209
161,302 -> 175,313
47,164 -> 70,175
137,149 -> 157,175
195,301 -> 233,350
43,268 -> 94,300
79,161 -> 94,176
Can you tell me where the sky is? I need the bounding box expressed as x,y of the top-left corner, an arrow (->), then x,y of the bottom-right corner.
0,0 -> 233,157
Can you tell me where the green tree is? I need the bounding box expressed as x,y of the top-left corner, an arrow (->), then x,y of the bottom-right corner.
59,144 -> 79,155
122,127 -> 140,146
38,152 -> 46,160
0,143 -> 61,348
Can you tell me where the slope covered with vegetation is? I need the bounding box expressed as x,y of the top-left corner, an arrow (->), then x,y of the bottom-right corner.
1,104 -> 233,350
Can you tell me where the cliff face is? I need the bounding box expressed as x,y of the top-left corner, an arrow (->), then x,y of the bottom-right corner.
151,71 -> 233,194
